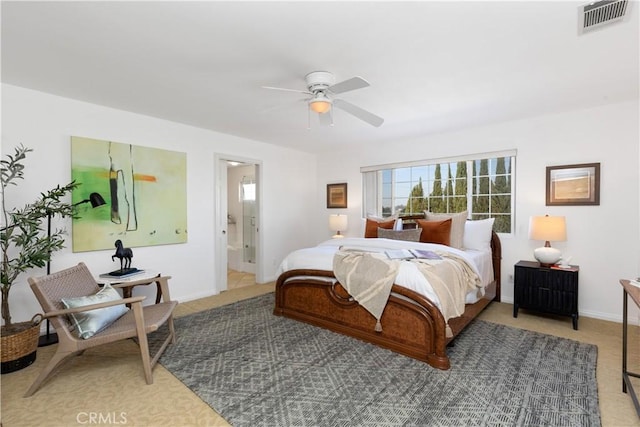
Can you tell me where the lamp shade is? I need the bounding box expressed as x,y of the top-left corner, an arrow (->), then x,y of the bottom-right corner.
528,215 -> 566,242
88,192 -> 106,208
529,215 -> 566,265
74,192 -> 106,208
329,214 -> 348,238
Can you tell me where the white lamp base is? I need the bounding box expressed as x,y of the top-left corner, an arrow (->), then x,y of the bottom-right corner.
332,233 -> 345,239
533,246 -> 562,266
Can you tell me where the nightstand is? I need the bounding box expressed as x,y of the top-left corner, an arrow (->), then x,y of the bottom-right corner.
513,260 -> 579,330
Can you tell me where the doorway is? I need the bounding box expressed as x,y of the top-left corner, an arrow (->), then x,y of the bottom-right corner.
226,164 -> 257,289
214,155 -> 262,293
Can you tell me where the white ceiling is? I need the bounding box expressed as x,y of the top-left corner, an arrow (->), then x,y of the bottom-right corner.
2,1 -> 638,154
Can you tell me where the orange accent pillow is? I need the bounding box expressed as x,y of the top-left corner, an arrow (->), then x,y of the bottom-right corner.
364,218 -> 395,238
416,218 -> 452,246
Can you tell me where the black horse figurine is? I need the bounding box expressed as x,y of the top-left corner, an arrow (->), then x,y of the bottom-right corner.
112,239 -> 133,271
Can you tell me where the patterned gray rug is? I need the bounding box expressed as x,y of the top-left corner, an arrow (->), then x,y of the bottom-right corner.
157,293 -> 600,427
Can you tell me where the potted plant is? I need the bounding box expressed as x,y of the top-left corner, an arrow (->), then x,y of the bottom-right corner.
1,145 -> 78,373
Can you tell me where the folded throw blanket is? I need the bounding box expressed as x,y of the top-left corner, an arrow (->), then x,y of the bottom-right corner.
412,252 -> 482,337
333,251 -> 399,332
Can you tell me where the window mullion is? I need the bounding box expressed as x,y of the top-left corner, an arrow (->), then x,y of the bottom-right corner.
466,160 -> 473,217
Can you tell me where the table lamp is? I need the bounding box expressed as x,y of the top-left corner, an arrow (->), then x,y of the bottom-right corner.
528,215 -> 566,267
329,214 -> 348,239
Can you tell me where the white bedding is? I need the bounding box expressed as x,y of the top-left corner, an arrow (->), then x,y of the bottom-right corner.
277,237 -> 494,311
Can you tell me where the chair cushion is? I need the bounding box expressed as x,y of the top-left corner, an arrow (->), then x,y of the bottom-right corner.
61,284 -> 128,339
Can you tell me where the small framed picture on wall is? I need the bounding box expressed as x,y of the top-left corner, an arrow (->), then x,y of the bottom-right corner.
546,163 -> 600,206
327,183 -> 347,208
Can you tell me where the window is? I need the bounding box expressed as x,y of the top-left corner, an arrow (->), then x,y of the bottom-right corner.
361,150 -> 516,234
240,176 -> 256,201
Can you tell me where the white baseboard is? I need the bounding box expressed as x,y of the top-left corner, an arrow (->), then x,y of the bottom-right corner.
498,296 -> 623,324
176,289 -> 221,304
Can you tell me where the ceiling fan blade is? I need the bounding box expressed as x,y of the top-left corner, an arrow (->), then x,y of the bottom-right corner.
262,86 -> 312,95
333,99 -> 384,127
328,76 -> 370,94
260,98 -> 308,114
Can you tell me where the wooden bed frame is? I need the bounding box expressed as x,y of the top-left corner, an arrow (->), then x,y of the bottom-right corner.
273,229 -> 501,370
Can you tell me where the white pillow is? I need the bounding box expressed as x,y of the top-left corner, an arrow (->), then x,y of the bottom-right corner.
62,284 -> 128,339
393,218 -> 404,231
463,218 -> 495,251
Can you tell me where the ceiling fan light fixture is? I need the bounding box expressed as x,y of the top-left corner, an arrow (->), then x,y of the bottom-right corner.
310,100 -> 331,114
309,96 -> 332,114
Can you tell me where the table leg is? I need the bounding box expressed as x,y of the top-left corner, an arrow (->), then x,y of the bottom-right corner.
123,287 -> 133,308
155,280 -> 162,304
115,275 -> 162,307
624,289 -> 628,393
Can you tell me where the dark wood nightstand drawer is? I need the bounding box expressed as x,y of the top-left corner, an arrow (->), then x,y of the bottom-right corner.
513,260 -> 579,329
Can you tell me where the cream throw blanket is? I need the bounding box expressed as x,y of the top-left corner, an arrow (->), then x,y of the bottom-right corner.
333,251 -> 399,332
412,252 -> 482,337
333,250 -> 481,336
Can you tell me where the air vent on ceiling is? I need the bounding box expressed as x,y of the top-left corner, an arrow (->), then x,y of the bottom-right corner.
579,0 -> 630,34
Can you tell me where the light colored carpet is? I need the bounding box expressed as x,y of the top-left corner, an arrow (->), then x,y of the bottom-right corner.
1,283 -> 639,427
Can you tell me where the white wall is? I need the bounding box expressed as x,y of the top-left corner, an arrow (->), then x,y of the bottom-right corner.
1,84 -> 318,324
314,100 -> 640,323
3,83 -> 637,325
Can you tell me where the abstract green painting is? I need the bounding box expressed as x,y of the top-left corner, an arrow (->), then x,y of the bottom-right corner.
71,136 -> 187,252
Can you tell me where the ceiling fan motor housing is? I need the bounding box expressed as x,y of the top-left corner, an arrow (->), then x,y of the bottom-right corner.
305,71 -> 335,93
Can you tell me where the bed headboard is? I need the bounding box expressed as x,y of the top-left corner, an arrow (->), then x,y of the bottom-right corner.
398,214 -> 424,230
399,214 -> 501,302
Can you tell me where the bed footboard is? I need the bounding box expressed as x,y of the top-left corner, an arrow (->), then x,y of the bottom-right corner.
274,230 -> 501,369
274,269 -> 452,369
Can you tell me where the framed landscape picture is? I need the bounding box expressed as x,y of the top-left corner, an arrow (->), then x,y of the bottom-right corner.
546,163 -> 600,206
327,183 -> 348,208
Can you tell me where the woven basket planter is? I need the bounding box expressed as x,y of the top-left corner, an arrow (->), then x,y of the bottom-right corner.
1,315 -> 41,374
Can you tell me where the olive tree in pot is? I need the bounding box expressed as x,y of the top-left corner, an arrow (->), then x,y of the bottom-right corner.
1,145 -> 78,373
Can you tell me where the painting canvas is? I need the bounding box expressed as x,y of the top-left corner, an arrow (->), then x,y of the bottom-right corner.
546,163 -> 600,206
327,183 -> 347,208
71,136 -> 187,252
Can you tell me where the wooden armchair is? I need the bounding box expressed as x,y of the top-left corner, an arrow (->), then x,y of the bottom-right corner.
24,262 -> 177,397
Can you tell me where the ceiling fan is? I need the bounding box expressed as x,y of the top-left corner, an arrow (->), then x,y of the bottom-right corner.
263,71 -> 384,128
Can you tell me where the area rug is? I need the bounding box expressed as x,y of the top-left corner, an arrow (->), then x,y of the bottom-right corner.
157,293 -> 600,427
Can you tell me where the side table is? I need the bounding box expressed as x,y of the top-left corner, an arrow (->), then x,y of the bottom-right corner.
96,270 -> 164,304
621,279 -> 640,418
